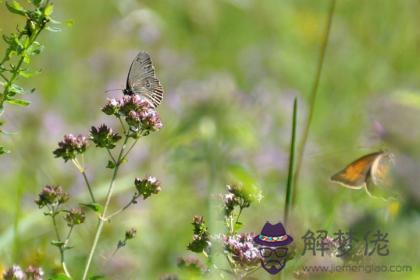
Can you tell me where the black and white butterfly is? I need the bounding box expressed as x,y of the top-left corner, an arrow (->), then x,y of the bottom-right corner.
123,51 -> 164,108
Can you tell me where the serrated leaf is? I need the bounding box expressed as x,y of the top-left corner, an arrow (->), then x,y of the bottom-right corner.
106,160 -> 116,169
5,1 -> 26,16
80,202 -> 103,213
46,26 -> 61,32
50,240 -> 65,247
44,3 -> 54,16
6,98 -> 30,106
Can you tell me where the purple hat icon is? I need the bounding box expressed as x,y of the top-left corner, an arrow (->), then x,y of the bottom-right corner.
254,222 -> 293,247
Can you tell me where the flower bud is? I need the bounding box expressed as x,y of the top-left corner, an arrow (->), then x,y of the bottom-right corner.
53,134 -> 88,162
125,228 -> 137,240
35,185 -> 70,208
65,207 -> 86,227
134,176 -> 161,199
90,124 -> 121,149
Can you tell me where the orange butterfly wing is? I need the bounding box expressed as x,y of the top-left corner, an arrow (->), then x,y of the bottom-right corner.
331,152 -> 384,188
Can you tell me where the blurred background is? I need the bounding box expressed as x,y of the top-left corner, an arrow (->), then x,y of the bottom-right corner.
0,0 -> 419,279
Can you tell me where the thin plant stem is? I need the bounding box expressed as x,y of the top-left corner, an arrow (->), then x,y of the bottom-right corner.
231,206 -> 243,234
105,195 -> 138,220
121,138 -> 139,162
107,148 -> 116,164
118,116 -> 126,134
82,134 -> 130,280
51,208 -> 72,278
81,171 -> 96,203
73,158 -> 96,203
292,0 -> 336,206
284,98 -> 298,225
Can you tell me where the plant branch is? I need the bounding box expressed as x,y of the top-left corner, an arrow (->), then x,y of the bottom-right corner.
73,158 -> 96,203
121,138 -> 138,162
81,170 -> 96,203
292,0 -> 336,206
51,208 -> 72,278
106,148 -> 116,164
0,27 -> 43,106
82,134 -> 130,280
105,194 -> 138,220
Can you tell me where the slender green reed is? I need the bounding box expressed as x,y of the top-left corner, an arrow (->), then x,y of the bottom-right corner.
292,0 -> 336,206
284,98 -> 298,224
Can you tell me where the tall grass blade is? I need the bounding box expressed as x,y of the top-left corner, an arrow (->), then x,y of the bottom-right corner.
284,98 -> 298,224
292,0 -> 336,206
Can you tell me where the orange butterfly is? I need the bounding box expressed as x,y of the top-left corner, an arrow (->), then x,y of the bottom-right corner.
330,151 -> 394,198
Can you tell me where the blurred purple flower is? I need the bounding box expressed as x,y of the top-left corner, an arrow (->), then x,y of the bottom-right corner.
25,265 -> 44,280
3,265 -> 25,280
222,233 -> 262,268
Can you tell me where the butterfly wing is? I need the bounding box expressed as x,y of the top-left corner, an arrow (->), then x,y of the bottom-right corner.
370,152 -> 394,186
330,151 -> 384,189
126,51 -> 164,107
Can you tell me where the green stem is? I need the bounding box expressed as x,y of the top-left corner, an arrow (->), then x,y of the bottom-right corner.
82,134 -> 129,280
81,170 -> 96,203
105,194 -> 138,220
284,98 -> 298,224
120,138 -> 138,162
0,27 -> 42,105
292,0 -> 336,206
73,158 -> 96,203
106,148 -> 116,164
52,208 -> 72,278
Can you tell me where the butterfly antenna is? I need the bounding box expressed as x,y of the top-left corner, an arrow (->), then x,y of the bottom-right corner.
105,88 -> 123,94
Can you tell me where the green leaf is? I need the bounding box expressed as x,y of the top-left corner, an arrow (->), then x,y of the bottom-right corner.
8,84 -> 24,95
46,26 -> 61,32
234,221 -> 243,232
31,0 -> 42,7
19,69 -> 38,78
106,160 -> 116,169
50,240 -> 65,248
80,202 -> 103,213
49,274 -> 72,280
27,41 -> 44,56
23,53 -> 31,64
6,98 -> 30,106
0,146 -> 10,155
43,3 -> 54,16
5,1 -> 26,16
88,276 -> 106,280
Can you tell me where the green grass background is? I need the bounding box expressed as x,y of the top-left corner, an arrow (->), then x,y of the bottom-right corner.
0,0 -> 419,279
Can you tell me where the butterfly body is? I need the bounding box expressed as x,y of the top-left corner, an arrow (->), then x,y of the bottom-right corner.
123,51 -> 164,108
330,151 -> 392,189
